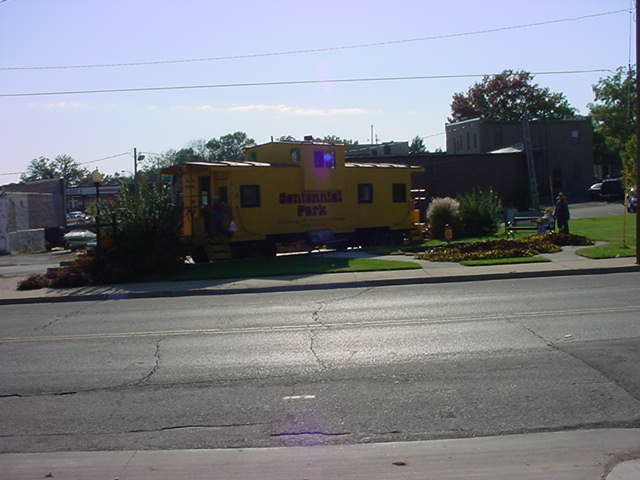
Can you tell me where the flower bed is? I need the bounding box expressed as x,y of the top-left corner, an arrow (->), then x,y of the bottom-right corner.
415,234 -> 592,262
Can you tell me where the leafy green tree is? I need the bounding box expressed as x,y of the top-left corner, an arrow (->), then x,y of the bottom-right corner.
409,136 -> 426,154
20,154 -> 90,185
318,135 -> 358,145
90,181 -> 184,283
277,135 -> 297,141
138,148 -> 204,175
588,66 -> 636,174
206,131 -> 256,162
450,70 -> 576,122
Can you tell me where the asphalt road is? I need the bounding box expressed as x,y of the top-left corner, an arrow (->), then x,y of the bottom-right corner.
0,273 -> 639,453
0,250 -> 72,276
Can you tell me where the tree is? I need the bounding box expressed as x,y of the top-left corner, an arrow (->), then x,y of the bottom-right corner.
449,70 -> 576,123
588,66 -> 636,174
138,148 -> 204,175
206,131 -> 256,162
277,135 -> 297,142
317,135 -> 358,145
20,154 -> 90,185
409,136 -> 426,154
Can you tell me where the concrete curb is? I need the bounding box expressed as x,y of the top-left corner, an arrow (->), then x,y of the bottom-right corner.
1,264 -> 638,306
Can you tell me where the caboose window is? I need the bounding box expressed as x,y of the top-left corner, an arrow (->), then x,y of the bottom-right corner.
290,148 -> 301,162
240,185 -> 260,207
199,176 -> 210,207
392,183 -> 407,203
314,150 -> 335,169
358,184 -> 373,204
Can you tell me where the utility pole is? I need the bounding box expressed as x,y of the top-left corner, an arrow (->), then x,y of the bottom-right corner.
521,111 -> 540,211
133,147 -> 138,181
370,125 -> 374,144
636,0 -> 639,264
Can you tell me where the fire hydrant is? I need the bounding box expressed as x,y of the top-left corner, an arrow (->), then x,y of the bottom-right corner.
444,224 -> 453,242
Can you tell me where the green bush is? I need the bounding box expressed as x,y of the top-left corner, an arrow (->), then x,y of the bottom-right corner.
457,188 -> 502,237
102,182 -> 185,280
426,197 -> 461,239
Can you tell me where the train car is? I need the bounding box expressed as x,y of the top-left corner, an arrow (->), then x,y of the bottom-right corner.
161,139 -> 422,260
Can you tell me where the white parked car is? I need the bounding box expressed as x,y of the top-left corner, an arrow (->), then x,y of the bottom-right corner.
63,229 -> 97,251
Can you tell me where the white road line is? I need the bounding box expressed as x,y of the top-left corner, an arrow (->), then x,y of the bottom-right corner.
282,395 -> 316,400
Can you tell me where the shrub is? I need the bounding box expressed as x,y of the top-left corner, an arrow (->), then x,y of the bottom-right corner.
104,181 -> 185,279
17,274 -> 50,290
457,188 -> 502,237
426,197 -> 461,239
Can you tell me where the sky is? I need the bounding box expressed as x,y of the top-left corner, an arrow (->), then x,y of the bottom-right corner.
0,0 -> 635,184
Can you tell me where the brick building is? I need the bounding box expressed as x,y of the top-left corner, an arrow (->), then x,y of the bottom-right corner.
445,117 -> 594,202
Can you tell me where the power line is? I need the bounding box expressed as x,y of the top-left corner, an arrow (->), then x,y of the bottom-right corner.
0,69 -> 614,98
0,152 -> 130,177
78,152 -> 130,166
0,9 -> 628,72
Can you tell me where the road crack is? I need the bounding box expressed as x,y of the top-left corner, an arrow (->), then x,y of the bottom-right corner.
270,431 -> 350,437
129,422 -> 264,433
307,302 -> 331,371
517,323 -> 640,403
133,340 -> 162,386
34,304 -> 93,332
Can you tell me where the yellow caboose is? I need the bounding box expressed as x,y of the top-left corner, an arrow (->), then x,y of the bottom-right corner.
162,139 -> 421,260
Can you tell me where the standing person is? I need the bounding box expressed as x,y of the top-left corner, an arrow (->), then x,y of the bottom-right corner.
554,192 -> 570,234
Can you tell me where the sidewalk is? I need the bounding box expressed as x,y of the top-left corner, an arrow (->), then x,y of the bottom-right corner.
1,428 -> 638,479
0,249 -> 638,305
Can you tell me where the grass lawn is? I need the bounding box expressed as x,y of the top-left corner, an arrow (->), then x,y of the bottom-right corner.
459,256 -> 552,267
575,244 -> 637,259
572,214 -> 636,259
161,254 -> 421,282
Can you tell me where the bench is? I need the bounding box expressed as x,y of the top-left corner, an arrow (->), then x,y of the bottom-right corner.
505,215 -> 555,235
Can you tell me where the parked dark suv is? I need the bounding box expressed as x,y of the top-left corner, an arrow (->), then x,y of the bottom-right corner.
599,178 -> 624,201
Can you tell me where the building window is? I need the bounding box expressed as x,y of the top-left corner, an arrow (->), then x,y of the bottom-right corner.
314,150 -> 335,168
247,151 -> 257,162
358,184 -> 373,203
570,129 -> 580,144
290,148 -> 301,162
240,185 -> 260,207
383,145 -> 391,155
392,183 -> 406,203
